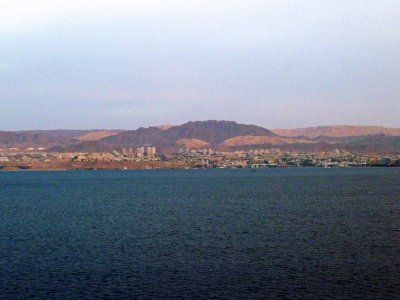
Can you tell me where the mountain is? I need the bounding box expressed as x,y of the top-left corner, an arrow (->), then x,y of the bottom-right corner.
62,128 -> 166,153
1,122 -> 399,154
176,139 -> 210,149
0,130 -> 90,149
220,136 -> 314,147
54,140 -> 112,153
157,124 -> 174,131
273,126 -> 400,139
76,130 -> 121,141
161,120 -> 277,145
272,126 -> 400,152
100,127 -> 172,147
67,120 -> 277,152
334,134 -> 400,154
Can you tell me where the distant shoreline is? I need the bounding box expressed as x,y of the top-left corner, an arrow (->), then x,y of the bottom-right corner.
1,165 -> 398,172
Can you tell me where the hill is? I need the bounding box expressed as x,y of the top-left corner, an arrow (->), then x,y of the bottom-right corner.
220,136 -> 314,147
0,130 -> 89,149
162,120 -> 276,145
66,120 -> 278,152
1,122 -> 399,154
273,126 -> 400,139
176,139 -> 211,149
76,130 -> 121,141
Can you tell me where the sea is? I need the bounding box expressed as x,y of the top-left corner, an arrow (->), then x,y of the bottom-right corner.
1,168 -> 400,299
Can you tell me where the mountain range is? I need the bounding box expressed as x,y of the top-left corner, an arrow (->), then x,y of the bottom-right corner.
1,121 -> 399,154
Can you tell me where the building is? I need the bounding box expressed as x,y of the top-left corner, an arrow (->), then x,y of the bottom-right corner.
146,147 -> 156,157
136,147 -> 145,158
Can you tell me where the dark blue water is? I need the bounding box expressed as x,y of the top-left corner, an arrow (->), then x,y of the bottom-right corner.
1,168 -> 400,299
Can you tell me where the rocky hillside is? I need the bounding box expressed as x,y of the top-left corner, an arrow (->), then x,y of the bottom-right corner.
64,120 -> 278,152
161,120 -> 276,145
273,126 -> 400,140
0,130 -> 90,149
1,122 -> 399,154
76,130 -> 121,141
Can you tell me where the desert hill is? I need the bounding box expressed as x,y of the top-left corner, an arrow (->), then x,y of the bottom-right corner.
99,127 -> 171,147
176,139 -> 210,149
220,136 -> 314,147
273,126 -> 400,139
76,130 -> 121,141
161,120 -> 276,145
0,130 -> 90,149
1,122 -> 399,154
157,125 -> 174,131
65,120 -> 278,152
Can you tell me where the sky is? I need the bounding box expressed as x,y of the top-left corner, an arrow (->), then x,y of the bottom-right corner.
1,0 -> 400,130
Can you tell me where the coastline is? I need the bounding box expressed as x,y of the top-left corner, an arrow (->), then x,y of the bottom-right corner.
0,161 -> 191,171
1,164 -> 398,171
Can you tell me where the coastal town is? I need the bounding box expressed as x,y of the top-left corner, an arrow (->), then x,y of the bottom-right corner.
0,146 -> 399,170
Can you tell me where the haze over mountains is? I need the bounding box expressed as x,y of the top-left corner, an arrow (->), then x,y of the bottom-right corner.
0,121 -> 399,154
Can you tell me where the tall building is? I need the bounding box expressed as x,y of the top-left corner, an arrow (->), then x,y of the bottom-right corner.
146,147 -> 156,157
136,147 -> 145,158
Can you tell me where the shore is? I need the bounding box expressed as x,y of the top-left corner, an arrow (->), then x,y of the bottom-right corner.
0,161 -> 191,171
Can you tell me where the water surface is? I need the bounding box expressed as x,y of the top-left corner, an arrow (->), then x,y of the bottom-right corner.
1,168 -> 400,299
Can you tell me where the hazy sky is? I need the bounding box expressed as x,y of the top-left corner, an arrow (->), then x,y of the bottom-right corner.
1,0 -> 400,130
